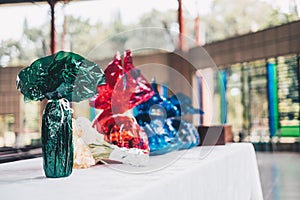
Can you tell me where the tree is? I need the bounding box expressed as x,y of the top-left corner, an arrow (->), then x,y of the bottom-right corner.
0,18 -> 50,67
0,40 -> 21,67
0,16 -> 105,66
22,18 -> 50,62
63,15 -> 105,56
261,8 -> 299,29
126,9 -> 178,52
200,0 -> 299,43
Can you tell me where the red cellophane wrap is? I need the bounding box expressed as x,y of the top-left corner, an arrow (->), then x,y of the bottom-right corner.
94,110 -> 149,151
90,50 -> 154,153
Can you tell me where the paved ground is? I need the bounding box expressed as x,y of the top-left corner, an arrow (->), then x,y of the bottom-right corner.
256,152 -> 300,200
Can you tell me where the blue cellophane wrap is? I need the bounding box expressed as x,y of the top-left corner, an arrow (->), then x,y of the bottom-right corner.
135,80 -> 203,155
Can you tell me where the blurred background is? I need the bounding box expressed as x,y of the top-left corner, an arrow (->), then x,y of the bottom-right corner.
0,0 -> 299,149
0,1 -> 299,198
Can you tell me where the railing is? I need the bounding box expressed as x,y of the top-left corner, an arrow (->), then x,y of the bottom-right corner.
0,145 -> 42,163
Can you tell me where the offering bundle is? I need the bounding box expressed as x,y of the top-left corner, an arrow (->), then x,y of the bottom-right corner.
17,51 -> 105,178
90,50 -> 154,153
135,80 -> 203,155
16,49 -> 203,178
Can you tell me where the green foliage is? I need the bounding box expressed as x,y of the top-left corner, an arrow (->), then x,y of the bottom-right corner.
201,0 -> 299,43
64,16 -> 105,56
261,8 -> 299,29
139,9 -> 177,27
0,40 -> 21,66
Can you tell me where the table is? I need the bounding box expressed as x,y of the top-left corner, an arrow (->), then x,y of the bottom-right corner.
0,143 -> 263,200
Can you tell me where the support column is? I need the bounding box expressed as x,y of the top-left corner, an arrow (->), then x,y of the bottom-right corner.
266,60 -> 278,138
296,54 -> 300,137
178,0 -> 185,50
197,68 -> 214,125
48,0 -> 57,54
40,1 -> 57,124
241,63 -> 251,138
196,74 -> 203,125
219,70 -> 227,124
194,16 -> 200,46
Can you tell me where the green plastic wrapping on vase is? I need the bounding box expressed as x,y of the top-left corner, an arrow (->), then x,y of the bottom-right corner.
16,51 -> 106,178
17,51 -> 105,102
42,100 -> 73,178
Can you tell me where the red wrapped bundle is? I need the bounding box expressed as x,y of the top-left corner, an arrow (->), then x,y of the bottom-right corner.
89,53 -> 123,110
90,50 -> 154,153
90,50 -> 154,113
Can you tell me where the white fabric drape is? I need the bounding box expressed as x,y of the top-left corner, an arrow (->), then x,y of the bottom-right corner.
0,143 -> 263,200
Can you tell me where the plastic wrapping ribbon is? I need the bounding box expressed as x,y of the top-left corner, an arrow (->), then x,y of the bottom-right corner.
90,50 -> 153,153
17,51 -> 105,178
48,98 -> 74,124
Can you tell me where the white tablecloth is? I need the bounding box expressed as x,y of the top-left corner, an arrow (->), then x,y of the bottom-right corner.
0,143 -> 263,200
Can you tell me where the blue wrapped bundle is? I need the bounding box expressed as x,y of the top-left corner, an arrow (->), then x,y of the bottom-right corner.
135,79 -> 203,155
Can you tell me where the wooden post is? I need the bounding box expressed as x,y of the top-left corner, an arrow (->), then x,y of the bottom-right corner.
178,0 -> 185,50
40,0 -> 57,122
48,0 -> 57,54
194,16 -> 200,46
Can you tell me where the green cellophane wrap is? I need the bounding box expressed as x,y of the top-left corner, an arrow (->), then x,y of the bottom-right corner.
42,100 -> 73,178
16,51 -> 105,178
17,51 -> 105,102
